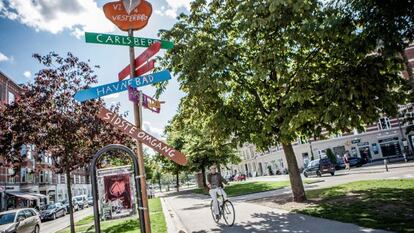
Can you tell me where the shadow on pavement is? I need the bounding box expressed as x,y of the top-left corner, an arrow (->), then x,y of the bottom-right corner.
190,211 -> 380,233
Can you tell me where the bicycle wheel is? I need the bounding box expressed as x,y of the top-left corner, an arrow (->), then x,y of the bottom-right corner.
222,200 -> 235,226
210,200 -> 220,223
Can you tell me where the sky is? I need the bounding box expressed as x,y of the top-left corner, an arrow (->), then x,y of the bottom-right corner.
0,0 -> 191,140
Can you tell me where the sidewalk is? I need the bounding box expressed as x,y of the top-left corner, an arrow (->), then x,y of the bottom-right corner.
163,193 -> 390,233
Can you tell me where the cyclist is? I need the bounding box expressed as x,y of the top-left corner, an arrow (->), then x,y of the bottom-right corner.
207,164 -> 228,220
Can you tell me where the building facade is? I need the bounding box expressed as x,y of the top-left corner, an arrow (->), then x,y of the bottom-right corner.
0,71 -> 91,210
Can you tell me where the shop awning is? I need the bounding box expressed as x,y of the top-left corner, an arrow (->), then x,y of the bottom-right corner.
29,193 -> 47,199
6,192 -> 38,200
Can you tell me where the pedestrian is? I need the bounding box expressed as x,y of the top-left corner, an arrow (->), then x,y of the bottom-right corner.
343,152 -> 350,171
362,148 -> 370,164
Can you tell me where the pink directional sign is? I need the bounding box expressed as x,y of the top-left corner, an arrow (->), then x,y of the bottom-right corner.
128,86 -> 161,113
128,86 -> 140,102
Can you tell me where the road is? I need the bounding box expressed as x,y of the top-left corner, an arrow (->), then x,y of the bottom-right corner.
162,161 -> 414,233
40,207 -> 93,233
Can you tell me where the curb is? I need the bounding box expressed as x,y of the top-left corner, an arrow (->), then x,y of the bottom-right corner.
160,197 -> 188,233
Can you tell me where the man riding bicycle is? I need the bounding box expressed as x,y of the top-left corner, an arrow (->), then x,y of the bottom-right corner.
207,164 -> 229,220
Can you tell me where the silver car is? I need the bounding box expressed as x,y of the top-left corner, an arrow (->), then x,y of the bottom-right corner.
0,208 -> 41,233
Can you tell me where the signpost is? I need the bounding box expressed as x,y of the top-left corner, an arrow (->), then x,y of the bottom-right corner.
73,70 -> 171,102
82,1 -> 180,232
85,32 -> 174,49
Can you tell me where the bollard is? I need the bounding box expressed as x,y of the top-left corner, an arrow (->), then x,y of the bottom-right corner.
384,159 -> 389,172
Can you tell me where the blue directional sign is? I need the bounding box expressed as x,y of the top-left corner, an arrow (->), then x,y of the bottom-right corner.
74,70 -> 171,102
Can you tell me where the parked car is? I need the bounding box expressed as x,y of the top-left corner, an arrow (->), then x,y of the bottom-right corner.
40,203 -> 66,221
87,197 -> 93,206
303,158 -> 335,177
61,199 -> 79,213
0,208 -> 41,233
72,195 -> 88,209
335,156 -> 365,169
234,174 -> 246,181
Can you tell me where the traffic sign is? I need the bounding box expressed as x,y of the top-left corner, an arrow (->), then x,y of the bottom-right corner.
118,42 -> 161,80
103,0 -> 152,31
98,107 -> 187,165
74,70 -> 171,102
85,32 -> 174,49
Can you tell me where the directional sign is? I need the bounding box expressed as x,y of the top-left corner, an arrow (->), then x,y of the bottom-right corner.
128,87 -> 162,113
119,42 -> 161,80
74,70 -> 171,102
98,107 -> 187,165
103,0 -> 152,31
85,32 -> 174,49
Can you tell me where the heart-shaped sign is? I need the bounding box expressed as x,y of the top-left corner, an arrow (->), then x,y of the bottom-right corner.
103,0 -> 152,31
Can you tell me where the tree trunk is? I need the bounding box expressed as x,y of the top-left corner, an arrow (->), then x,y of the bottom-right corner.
282,143 -> 306,202
175,170 -> 180,192
201,166 -> 207,188
157,173 -> 162,192
65,167 -> 75,233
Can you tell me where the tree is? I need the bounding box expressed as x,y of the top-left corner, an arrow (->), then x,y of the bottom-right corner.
0,53 -> 130,233
160,105 -> 240,189
325,148 -> 337,165
159,0 -> 410,202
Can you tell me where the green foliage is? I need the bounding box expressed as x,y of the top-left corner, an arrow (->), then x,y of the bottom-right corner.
158,0 -> 412,200
325,148 -> 337,164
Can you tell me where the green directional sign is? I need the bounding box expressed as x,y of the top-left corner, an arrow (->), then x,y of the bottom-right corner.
85,32 -> 174,49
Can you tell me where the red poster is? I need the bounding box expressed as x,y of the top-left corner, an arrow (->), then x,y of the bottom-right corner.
104,174 -> 132,209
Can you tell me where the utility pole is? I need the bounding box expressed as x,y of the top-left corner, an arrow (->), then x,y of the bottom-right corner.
128,29 -> 151,233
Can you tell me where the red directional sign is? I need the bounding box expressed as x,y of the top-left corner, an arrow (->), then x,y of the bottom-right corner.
98,107 -> 187,165
118,41 -> 161,80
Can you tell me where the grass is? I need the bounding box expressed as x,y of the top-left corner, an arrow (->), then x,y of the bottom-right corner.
57,198 -> 166,233
193,180 -> 321,197
297,179 -> 414,233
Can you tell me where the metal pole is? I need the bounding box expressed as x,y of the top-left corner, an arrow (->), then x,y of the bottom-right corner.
128,29 -> 151,233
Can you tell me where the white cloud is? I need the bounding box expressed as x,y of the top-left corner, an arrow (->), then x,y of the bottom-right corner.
142,121 -> 165,139
0,0 -> 116,38
0,52 -> 9,62
23,71 -> 31,79
155,0 -> 191,18
102,93 -> 120,100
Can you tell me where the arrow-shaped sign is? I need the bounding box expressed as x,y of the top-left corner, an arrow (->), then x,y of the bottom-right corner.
98,107 -> 187,165
74,70 -> 171,102
119,42 -> 161,80
128,86 -> 163,113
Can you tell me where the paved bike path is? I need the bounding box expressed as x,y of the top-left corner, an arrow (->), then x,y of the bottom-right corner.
164,193 -> 390,233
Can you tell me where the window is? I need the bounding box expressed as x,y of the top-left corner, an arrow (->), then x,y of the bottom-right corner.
21,168 -> 27,183
7,91 -> 15,104
378,117 -> 391,130
404,112 -> 414,126
23,209 -> 34,218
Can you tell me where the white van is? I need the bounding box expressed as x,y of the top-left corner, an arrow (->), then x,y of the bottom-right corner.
72,195 -> 88,209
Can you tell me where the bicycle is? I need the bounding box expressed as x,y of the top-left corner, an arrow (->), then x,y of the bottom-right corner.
210,188 -> 235,226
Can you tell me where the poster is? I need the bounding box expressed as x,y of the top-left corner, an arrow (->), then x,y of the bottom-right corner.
104,174 -> 132,209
